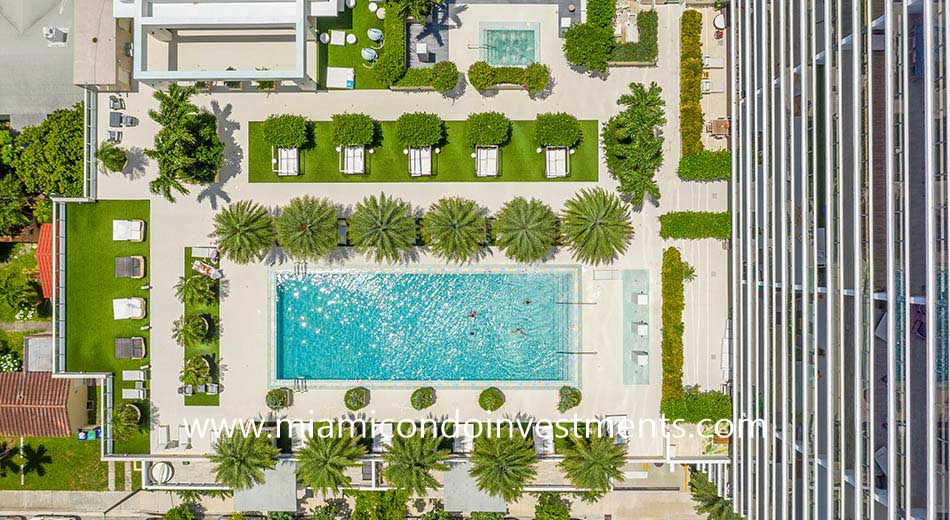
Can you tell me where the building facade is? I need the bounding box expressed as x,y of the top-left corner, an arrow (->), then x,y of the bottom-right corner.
729,0 -> 949,518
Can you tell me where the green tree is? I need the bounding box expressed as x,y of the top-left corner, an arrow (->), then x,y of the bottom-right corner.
561,188 -> 633,265
468,434 -> 537,502
163,504 -> 195,520
348,193 -> 417,263
603,82 -> 666,204
174,274 -> 216,305
97,141 -> 127,172
110,404 -> 142,441
388,0 -> 444,22
381,431 -> 449,496
557,433 -> 625,496
421,197 -> 486,263
535,492 -> 570,520
0,274 -> 35,312
0,175 -> 29,236
689,469 -> 742,519
493,197 -> 558,263
10,104 -> 84,197
209,430 -> 280,490
179,355 -> 212,386
563,23 -> 614,74
211,200 -> 275,264
276,196 -> 339,262
172,314 -> 209,346
297,430 -> 366,496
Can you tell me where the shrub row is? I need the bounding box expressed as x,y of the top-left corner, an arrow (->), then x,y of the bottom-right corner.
261,114 -> 308,149
661,386 -> 732,423
393,61 -> 461,91
610,10 -> 658,63
467,61 -> 550,94
680,10 -> 704,158
677,149 -> 731,181
661,247 -> 686,401
373,9 -> 407,86
659,211 -> 732,240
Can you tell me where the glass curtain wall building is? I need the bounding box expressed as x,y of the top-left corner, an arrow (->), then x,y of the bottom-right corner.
726,0 -> 949,517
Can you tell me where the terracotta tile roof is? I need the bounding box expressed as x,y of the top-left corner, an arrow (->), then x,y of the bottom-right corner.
0,372 -> 72,437
35,223 -> 53,299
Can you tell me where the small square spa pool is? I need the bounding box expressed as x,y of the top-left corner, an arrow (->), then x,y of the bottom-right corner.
480,21 -> 541,67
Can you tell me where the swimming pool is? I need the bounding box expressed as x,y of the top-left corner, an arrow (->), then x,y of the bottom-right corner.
271,268 -> 579,384
480,22 -> 540,67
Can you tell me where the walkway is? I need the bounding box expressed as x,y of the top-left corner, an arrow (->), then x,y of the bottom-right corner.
0,320 -> 52,332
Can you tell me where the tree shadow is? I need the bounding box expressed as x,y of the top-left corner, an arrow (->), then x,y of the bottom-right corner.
21,444 -> 51,476
197,101 -> 241,209
123,146 -> 150,180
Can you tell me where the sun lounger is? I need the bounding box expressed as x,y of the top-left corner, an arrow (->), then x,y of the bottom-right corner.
533,424 -> 555,455
634,322 -> 648,336
115,256 -> 145,279
474,146 -> 498,177
703,56 -> 725,69
192,259 -> 223,280
407,147 -> 432,177
113,298 -> 146,320
109,96 -> 125,110
338,146 -> 366,174
701,79 -> 725,94
372,422 -> 393,453
112,219 -> 145,241
272,147 -> 299,176
179,424 -> 192,449
122,387 -> 146,400
157,424 -> 171,448
545,146 -> 570,178
453,423 -> 476,453
115,337 -> 146,359
122,369 -> 147,382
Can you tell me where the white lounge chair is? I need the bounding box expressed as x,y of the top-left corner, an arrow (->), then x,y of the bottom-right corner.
191,247 -> 219,262
338,145 -> 366,174
157,425 -> 171,449
533,424 -> 555,455
453,423 -> 476,453
372,422 -> 393,453
122,387 -> 146,400
179,424 -> 193,449
635,293 -> 649,305
703,56 -> 726,69
604,415 -> 630,445
407,147 -> 433,177
474,146 -> 498,177
113,298 -> 146,320
112,219 -> 145,241
544,146 -> 570,178
272,147 -> 299,176
122,369 -> 147,382
701,79 -> 725,94
634,322 -> 649,336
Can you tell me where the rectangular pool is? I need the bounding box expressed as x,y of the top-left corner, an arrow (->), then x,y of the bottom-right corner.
480,22 -> 540,67
272,268 -> 579,383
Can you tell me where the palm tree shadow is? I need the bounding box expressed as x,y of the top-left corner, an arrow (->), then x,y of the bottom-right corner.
197,101 -> 241,209
21,444 -> 51,476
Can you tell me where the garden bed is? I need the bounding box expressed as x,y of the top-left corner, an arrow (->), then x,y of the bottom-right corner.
183,246 -> 220,406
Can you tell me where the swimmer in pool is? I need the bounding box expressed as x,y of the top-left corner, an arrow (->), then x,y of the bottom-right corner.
469,311 -> 477,318
524,299 -> 532,305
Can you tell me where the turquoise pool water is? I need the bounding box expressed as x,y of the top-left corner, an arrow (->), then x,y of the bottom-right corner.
481,22 -> 540,67
273,270 -> 578,382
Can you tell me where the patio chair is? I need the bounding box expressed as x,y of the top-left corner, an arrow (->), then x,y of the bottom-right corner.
192,259 -> 223,279
544,146 -> 570,178
115,337 -> 146,359
701,79 -> 725,94
272,146 -> 299,176
122,369 -> 147,382
406,147 -> 433,177
109,95 -> 125,110
474,146 -> 498,177
372,422 -> 393,453
115,256 -> 145,279
337,145 -> 366,174
533,424 -> 555,455
122,387 -> 147,400
109,111 -> 122,128
108,130 -> 122,143
453,422 -> 476,453
207,383 -> 220,395
112,219 -> 145,241
113,298 -> 146,320
121,115 -> 138,127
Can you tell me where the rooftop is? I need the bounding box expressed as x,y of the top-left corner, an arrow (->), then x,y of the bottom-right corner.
0,371 -> 72,437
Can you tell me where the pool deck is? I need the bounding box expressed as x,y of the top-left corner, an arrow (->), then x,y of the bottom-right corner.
88,4 -> 729,463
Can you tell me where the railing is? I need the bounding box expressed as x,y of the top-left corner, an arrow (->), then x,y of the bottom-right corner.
52,201 -> 68,373
82,88 -> 97,199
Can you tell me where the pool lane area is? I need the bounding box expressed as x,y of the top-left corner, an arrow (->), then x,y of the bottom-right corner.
270,266 -> 581,385
479,21 -> 540,67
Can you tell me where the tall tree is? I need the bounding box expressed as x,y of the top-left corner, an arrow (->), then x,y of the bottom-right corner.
209,430 -> 279,490
9,104 -> 84,197
276,196 -> 339,262
493,197 -> 558,263
468,434 -> 537,502
603,82 -> 666,205
210,200 -> 275,264
561,188 -> 633,265
381,432 -> 449,496
689,469 -> 742,519
297,430 -> 366,496
348,193 -> 417,263
420,197 -> 486,263
557,433 -> 625,496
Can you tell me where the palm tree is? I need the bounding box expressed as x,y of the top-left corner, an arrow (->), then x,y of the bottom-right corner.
348,193 -> 417,263
209,430 -> 280,490
389,0 -> 444,22
276,196 -> 339,262
0,275 -> 33,311
149,83 -> 199,127
421,197 -> 487,263
210,200 -> 275,264
468,434 -> 537,502
172,314 -> 209,346
174,275 -> 216,305
297,430 -> 366,495
561,188 -> 633,265
110,404 -> 142,441
148,171 -> 190,203
179,355 -> 212,386
689,469 -> 741,519
603,82 -> 666,205
493,197 -> 558,263
557,433 -> 625,495
381,432 -> 449,496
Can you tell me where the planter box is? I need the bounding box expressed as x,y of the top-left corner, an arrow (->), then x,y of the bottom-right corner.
608,60 -> 658,67
389,85 -> 437,92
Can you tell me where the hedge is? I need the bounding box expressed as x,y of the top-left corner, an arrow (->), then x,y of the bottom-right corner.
680,10 -> 704,157
661,247 -> 685,401
466,61 -> 550,94
331,113 -> 376,147
610,10 -> 658,63
464,112 -> 512,148
373,9 -> 407,85
261,114 -> 308,148
535,113 -> 582,147
394,112 -> 444,148
678,149 -> 731,180
563,23 -> 614,73
659,211 -> 732,240
661,387 -> 732,423
393,61 -> 461,91
586,0 -> 616,28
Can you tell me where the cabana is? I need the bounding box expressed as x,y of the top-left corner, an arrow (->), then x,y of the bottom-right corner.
113,298 -> 146,320
115,256 -> 145,279
405,147 -> 434,177
112,219 -> 145,241
115,337 -> 146,359
337,145 -> 366,174
473,146 -> 498,177
271,146 -> 299,176
544,146 -> 571,178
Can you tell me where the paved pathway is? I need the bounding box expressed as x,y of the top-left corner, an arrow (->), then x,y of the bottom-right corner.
0,320 -> 51,332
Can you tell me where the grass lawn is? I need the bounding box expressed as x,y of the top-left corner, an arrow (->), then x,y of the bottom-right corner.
248,120 -> 599,183
0,436 -> 109,490
64,200 -> 150,454
183,247 -> 220,406
315,7 -> 388,90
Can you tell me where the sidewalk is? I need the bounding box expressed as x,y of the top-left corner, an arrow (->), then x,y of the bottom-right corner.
0,490 -> 234,518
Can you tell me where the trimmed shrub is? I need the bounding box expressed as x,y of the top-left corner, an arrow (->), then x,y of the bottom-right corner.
163,505 -> 195,520
261,114 -> 308,148
659,211 -> 732,240
493,66 -> 525,84
563,23 -> 614,73
345,387 -> 369,411
265,388 -> 289,410
395,112 -> 444,148
411,386 -> 436,410
535,113 -> 582,147
394,67 -> 433,87
524,62 -> 550,93
680,10 -> 704,157
610,10 -> 658,62
479,387 -> 505,411
467,61 -> 495,90
464,112 -> 512,148
557,386 -> 582,413
661,386 -> 732,423
431,60 -> 461,91
468,61 -> 549,93
586,0 -> 616,28
470,514 -> 504,520
373,9 -> 407,85
97,141 -> 127,172
661,247 -> 685,401
331,113 -> 376,147
678,149 -> 731,181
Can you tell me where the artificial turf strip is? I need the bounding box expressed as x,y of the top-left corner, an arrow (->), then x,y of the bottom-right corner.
0,436 -> 109,490
248,120 -> 600,183
183,247 -> 220,407
64,200 -> 150,455
314,7 -> 388,90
